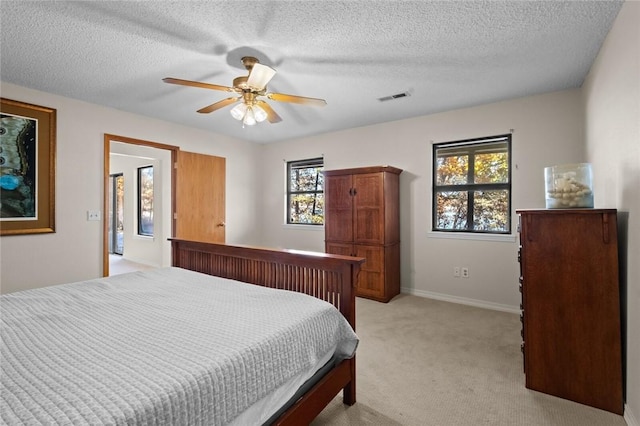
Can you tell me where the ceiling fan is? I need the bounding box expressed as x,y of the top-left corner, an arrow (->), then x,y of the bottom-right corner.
163,56 -> 326,126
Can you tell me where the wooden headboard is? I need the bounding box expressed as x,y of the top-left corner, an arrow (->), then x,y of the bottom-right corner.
170,239 -> 364,329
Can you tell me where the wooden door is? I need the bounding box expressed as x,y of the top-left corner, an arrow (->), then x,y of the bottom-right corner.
324,174 -> 353,242
175,151 -> 226,243
353,173 -> 384,244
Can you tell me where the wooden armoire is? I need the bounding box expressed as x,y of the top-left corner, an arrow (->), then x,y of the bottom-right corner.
324,166 -> 402,302
517,209 -> 623,414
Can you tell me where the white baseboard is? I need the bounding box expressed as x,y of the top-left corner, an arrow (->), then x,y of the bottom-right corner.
626,404 -> 639,426
401,287 -> 521,314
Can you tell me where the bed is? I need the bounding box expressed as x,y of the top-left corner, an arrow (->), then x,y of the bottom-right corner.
0,239 -> 365,425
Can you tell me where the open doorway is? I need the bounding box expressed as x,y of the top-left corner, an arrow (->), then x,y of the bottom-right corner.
103,135 -> 178,277
103,135 -> 227,277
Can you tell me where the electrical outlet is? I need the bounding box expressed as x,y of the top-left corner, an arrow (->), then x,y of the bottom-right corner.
453,267 -> 461,277
87,210 -> 101,221
461,267 -> 469,278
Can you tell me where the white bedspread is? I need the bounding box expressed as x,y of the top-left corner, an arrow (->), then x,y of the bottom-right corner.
0,267 -> 358,425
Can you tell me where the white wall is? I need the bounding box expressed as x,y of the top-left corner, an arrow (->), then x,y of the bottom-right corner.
0,82 -> 262,294
582,1 -> 639,423
259,89 -> 585,312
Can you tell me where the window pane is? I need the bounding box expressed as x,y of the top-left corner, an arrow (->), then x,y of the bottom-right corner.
290,166 -> 324,191
474,151 -> 509,184
436,155 -> 468,185
435,191 -> 468,230
473,190 -> 509,232
289,193 -> 324,224
139,166 -> 153,236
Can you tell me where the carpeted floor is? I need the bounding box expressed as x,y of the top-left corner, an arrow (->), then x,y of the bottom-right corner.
312,294 -> 627,426
109,254 -> 156,276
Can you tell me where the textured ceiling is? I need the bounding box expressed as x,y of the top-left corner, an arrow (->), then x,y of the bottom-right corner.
0,1 -> 623,144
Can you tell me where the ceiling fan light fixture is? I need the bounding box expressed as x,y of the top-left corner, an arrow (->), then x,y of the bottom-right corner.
230,103 -> 247,120
253,105 -> 268,123
243,107 -> 257,126
231,102 -> 268,126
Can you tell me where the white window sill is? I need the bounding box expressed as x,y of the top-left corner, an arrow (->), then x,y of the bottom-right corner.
134,234 -> 155,241
282,224 -> 325,231
427,231 -> 516,243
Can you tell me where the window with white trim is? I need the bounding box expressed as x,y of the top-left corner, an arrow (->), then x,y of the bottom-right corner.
432,135 -> 511,234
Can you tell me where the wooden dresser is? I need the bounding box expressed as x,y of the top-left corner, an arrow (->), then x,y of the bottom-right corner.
517,209 -> 623,414
324,166 -> 402,302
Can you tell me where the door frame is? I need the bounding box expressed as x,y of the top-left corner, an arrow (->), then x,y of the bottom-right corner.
103,134 -> 179,277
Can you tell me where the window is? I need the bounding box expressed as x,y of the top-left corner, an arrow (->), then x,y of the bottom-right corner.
109,173 -> 124,255
432,135 -> 511,234
138,165 -> 154,236
287,158 -> 324,225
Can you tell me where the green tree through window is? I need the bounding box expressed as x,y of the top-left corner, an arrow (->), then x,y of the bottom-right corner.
287,158 -> 324,225
138,165 -> 154,236
433,135 -> 511,234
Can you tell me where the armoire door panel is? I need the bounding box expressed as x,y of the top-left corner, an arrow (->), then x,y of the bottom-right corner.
354,209 -> 383,243
326,242 -> 354,257
353,173 -> 384,244
353,174 -> 383,206
355,245 -> 383,273
355,245 -> 384,296
357,270 -> 384,297
325,174 -> 354,242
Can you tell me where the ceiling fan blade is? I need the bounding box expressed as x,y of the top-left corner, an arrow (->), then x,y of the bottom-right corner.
256,100 -> 282,123
163,77 -> 236,92
247,63 -> 276,90
267,92 -> 327,106
197,97 -> 241,114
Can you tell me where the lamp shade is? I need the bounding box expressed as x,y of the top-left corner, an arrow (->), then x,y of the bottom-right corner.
230,103 -> 247,120
242,107 -> 257,126
247,63 -> 276,90
253,105 -> 268,122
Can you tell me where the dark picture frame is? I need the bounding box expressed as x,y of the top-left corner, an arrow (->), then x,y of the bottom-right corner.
0,98 -> 56,235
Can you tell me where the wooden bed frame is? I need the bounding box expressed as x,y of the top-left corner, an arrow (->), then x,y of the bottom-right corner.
170,238 -> 365,425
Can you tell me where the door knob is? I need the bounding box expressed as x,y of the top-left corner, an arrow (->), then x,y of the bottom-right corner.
217,222 -> 225,227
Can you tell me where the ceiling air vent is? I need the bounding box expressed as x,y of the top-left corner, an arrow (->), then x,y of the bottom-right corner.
378,92 -> 411,102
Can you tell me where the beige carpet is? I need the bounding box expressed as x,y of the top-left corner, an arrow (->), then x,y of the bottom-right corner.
312,294 -> 627,426
109,254 -> 156,276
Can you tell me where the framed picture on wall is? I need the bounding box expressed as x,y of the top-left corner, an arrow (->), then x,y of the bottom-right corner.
0,98 -> 56,236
